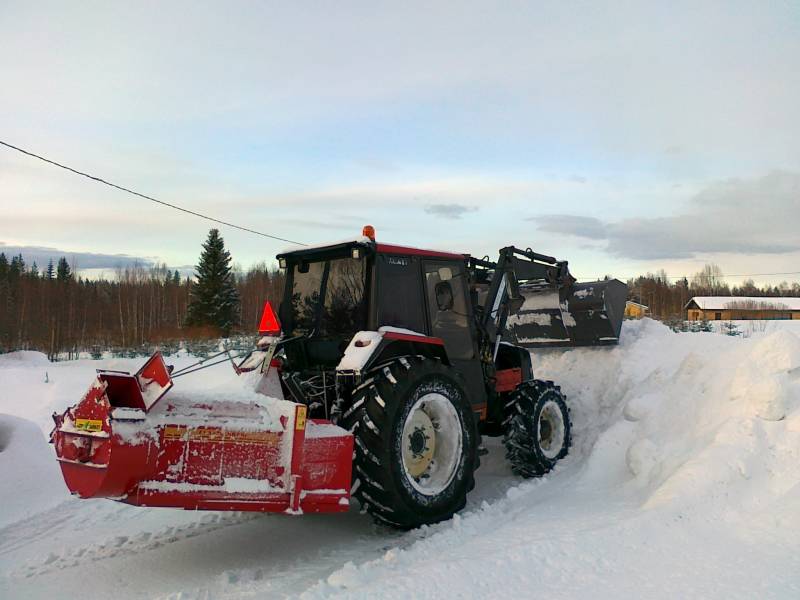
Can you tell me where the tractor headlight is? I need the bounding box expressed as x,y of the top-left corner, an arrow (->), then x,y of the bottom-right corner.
279,258 -> 287,269
351,248 -> 361,260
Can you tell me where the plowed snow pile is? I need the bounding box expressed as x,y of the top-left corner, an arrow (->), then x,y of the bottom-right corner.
1,320 -> 799,599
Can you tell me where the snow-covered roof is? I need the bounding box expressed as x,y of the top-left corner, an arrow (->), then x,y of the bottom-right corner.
686,296 -> 800,311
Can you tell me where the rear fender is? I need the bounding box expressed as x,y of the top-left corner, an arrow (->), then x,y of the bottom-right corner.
495,342 -> 533,380
337,329 -> 450,375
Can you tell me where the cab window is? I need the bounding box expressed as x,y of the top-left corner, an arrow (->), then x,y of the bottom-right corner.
424,261 -> 474,360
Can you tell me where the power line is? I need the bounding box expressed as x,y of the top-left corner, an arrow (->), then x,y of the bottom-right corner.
575,270 -> 800,282
4,139 -> 799,283
0,139 -> 307,247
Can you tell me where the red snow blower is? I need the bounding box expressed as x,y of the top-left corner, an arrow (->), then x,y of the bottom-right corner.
51,346 -> 354,514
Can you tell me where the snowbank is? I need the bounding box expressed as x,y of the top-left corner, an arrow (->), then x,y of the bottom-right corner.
0,414 -> 70,528
302,320 -> 800,598
535,320 -> 800,519
707,318 -> 800,338
0,350 -> 51,367
1,322 -> 799,599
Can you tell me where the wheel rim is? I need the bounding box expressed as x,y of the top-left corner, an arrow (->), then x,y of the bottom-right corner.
538,399 -> 566,460
401,392 -> 463,495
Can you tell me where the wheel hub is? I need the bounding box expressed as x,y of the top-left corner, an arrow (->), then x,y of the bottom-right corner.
401,393 -> 463,495
409,427 -> 430,457
403,408 -> 435,477
538,400 -> 566,460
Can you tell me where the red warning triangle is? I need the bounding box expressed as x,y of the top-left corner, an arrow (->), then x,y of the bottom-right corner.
258,300 -> 281,336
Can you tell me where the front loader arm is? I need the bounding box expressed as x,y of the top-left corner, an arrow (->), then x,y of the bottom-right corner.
469,247 -> 576,350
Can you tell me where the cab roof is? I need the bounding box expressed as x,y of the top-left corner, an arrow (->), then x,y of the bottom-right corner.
277,237 -> 466,262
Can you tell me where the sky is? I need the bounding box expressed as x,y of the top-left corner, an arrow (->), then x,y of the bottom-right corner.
1,1 -> 799,284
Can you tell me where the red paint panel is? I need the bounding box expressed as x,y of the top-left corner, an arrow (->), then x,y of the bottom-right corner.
301,435 -> 354,493
495,368 -> 523,393
138,351 -> 172,389
376,243 -> 465,261
184,428 -> 224,486
99,351 -> 173,412
53,379 -> 157,499
382,330 -> 445,346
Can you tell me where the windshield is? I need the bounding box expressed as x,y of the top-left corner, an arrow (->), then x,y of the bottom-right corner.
288,256 -> 367,337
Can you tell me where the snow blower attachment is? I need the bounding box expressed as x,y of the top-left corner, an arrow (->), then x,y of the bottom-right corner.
52,228 -> 625,528
51,350 -> 353,513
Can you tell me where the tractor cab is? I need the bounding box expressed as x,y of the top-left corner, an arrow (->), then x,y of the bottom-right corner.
275,236 -> 373,369
275,228 -> 484,399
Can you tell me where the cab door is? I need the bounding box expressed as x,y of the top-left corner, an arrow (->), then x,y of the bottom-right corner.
422,260 -> 486,408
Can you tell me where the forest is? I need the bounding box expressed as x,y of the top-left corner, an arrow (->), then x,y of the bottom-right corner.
0,252 -> 284,358
1,253 -> 798,359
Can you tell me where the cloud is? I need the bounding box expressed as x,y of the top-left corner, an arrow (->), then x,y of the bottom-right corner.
533,214 -> 607,240
0,243 -> 155,270
424,204 -> 478,219
533,171 -> 800,260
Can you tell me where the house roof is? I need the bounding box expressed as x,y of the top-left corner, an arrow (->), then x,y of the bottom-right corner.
685,296 -> 800,311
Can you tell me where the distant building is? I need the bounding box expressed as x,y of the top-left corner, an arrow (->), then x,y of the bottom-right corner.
685,297 -> 800,321
625,301 -> 649,319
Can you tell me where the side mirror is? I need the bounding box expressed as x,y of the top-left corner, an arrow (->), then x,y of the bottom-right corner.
435,281 -> 454,311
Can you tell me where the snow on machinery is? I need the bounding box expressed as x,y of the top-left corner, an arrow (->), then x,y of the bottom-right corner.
51,226 -> 627,528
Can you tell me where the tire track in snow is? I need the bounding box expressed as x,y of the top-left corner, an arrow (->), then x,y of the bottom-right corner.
0,500 -> 81,557
6,511 -> 261,580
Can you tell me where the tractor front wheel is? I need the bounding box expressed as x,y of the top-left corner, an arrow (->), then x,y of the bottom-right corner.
342,356 -> 478,529
503,380 -> 571,477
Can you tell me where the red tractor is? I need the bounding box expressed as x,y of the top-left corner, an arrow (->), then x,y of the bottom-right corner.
52,227 -> 625,528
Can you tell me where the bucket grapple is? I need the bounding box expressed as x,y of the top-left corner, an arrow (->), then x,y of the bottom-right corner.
508,279 -> 627,347
468,247 -> 627,349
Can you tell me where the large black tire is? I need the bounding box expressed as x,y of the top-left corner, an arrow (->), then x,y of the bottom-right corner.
341,356 -> 479,529
503,380 -> 571,478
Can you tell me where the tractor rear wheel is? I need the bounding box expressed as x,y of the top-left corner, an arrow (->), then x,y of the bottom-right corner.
503,380 -> 571,477
341,356 -> 478,529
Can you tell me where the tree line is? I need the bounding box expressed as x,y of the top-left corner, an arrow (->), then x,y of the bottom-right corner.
0,229 -> 284,358
626,263 -> 800,320
2,229 -> 798,358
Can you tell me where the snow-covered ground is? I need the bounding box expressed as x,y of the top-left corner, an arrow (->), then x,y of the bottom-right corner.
1,320 -> 798,599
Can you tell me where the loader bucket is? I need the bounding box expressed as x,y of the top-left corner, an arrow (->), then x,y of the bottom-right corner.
507,279 -> 627,348
51,352 -> 353,514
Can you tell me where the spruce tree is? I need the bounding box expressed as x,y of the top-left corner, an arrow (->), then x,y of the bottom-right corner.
9,255 -> 24,282
0,253 -> 8,280
30,261 -> 39,278
45,258 -> 55,280
185,229 -> 240,334
56,257 -> 72,281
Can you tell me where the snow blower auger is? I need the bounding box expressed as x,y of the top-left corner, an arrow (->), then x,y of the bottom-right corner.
52,226 -> 626,528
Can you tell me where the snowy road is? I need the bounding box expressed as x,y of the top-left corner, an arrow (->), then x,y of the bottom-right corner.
1,320 -> 799,599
